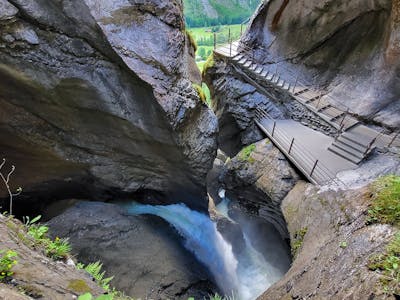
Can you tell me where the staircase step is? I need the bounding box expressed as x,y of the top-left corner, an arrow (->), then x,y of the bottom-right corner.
276,79 -> 285,87
243,61 -> 252,68
233,54 -> 243,61
266,73 -> 274,81
261,70 -> 269,77
341,132 -> 370,148
294,88 -> 309,96
249,64 -> 258,71
305,95 -> 321,104
331,142 -> 365,159
283,82 -> 291,90
238,58 -> 247,64
336,136 -> 367,153
317,104 -> 331,112
328,145 -> 363,164
255,66 -> 263,74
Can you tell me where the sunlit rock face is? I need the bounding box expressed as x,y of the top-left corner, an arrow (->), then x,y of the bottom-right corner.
243,0 -> 400,128
0,0 -> 218,211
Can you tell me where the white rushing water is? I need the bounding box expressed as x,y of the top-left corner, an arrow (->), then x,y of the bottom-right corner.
126,202 -> 286,300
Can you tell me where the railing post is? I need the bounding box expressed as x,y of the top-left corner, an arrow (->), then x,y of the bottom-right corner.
288,138 -> 294,154
272,121 -> 276,137
310,160 -> 319,177
292,75 -> 299,93
339,108 -> 349,128
364,137 -> 377,156
316,92 -> 323,109
228,28 -> 232,57
214,32 -> 216,50
388,132 -> 399,148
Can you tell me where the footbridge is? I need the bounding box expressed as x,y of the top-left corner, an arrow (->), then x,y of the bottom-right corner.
214,41 -> 399,185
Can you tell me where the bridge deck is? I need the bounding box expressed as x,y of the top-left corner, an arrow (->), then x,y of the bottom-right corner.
256,118 -> 356,184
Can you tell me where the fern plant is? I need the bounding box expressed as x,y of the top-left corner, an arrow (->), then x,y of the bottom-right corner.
80,261 -> 114,292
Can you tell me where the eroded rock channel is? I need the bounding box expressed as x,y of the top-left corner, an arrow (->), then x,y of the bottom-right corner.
0,0 -> 400,299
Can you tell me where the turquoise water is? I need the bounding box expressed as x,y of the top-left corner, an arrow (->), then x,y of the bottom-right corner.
125,202 -> 287,300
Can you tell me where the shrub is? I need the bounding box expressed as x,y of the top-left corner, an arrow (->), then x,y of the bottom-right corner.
193,84 -> 206,103
202,54 -> 214,77
0,249 -> 18,281
367,175 -> 400,226
239,144 -> 256,163
369,232 -> 400,295
186,29 -> 197,52
291,227 -> 308,257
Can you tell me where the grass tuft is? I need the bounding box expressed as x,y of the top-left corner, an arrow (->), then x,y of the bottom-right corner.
367,175 -> 400,227
369,232 -> 400,295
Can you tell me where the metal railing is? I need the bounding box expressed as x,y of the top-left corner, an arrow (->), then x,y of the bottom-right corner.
214,37 -> 400,148
255,108 -> 345,186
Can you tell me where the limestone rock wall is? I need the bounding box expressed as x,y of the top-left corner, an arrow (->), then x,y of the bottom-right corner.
243,0 -> 400,129
0,0 -> 218,211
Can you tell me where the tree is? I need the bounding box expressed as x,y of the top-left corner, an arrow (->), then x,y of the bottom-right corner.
0,159 -> 22,215
198,47 -> 206,60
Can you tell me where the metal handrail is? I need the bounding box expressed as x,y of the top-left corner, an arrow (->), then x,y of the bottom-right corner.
255,108 -> 344,186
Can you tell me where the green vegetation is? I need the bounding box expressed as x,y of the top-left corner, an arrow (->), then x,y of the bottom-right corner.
188,24 -> 243,71
202,54 -> 214,75
207,294 -> 235,300
77,261 -> 114,292
339,241 -> 348,249
193,83 -> 206,103
78,293 -> 113,300
367,175 -> 400,226
185,29 -> 197,52
183,0 -> 261,27
25,215 -> 72,260
239,144 -> 256,163
291,227 -> 308,257
366,175 -> 400,295
369,232 -> 400,295
0,249 -> 18,281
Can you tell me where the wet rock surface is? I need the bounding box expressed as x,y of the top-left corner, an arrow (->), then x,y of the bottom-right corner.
0,0 -> 217,212
219,138 -> 300,238
48,201 -> 217,300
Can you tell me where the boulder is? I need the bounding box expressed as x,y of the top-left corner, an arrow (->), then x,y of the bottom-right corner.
219,138 -> 300,238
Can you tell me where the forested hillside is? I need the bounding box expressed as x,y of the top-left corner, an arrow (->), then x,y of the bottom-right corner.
184,0 -> 261,27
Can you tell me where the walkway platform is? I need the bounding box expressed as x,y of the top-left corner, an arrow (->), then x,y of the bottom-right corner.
256,115 -> 356,185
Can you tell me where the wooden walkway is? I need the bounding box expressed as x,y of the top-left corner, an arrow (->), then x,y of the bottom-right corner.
214,41 -> 400,185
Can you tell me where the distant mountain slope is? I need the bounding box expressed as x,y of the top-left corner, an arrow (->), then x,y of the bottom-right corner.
184,0 -> 261,27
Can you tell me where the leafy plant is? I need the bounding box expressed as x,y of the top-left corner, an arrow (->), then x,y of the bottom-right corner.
79,261 -> 114,292
291,227 -> 308,257
0,249 -> 18,281
78,293 -> 113,300
24,214 -> 72,260
208,293 -> 235,300
369,232 -> 400,295
239,144 -> 256,163
45,237 -> 72,260
367,175 -> 400,226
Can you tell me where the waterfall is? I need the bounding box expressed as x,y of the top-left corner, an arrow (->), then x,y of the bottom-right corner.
125,202 -> 287,300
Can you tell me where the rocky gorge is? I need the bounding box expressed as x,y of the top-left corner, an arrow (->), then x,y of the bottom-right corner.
0,0 -> 400,299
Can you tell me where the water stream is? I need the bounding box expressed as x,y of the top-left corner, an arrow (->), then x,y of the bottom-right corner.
124,198 -> 289,300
